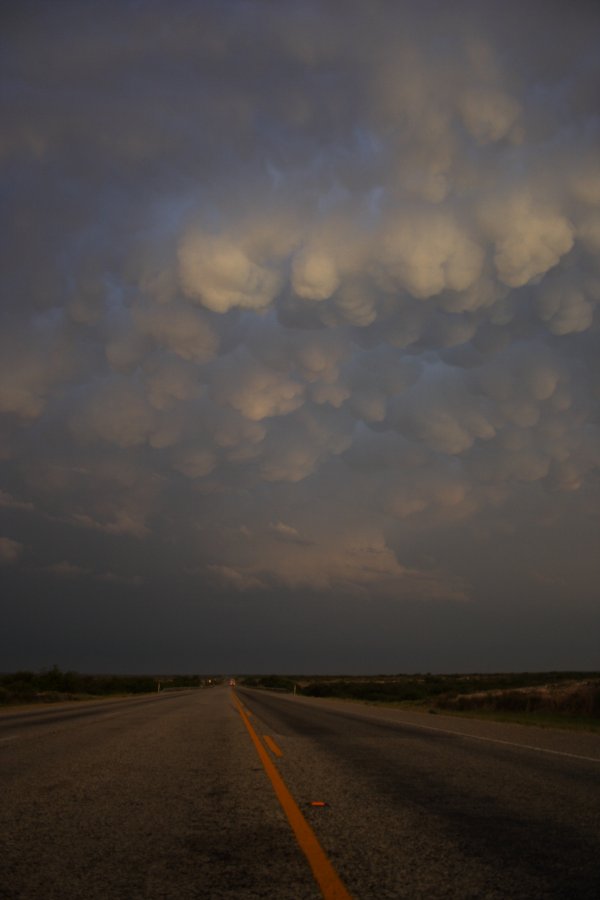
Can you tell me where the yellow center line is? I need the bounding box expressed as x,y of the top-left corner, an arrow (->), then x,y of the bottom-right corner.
263,734 -> 283,757
232,692 -> 353,900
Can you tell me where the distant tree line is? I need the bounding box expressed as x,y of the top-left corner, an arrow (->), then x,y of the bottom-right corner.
0,666 -> 216,704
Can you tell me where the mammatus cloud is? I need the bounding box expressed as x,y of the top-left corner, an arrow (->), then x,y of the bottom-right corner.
291,247 -> 341,301
0,537 -> 23,565
458,88 -> 521,145
477,192 -> 575,289
1,1 -> 599,672
377,211 -> 485,298
179,233 -> 283,313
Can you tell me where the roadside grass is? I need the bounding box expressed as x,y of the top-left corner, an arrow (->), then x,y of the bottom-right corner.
421,706 -> 600,733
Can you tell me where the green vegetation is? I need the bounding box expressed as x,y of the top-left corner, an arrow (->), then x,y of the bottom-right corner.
0,666 -> 218,705
240,674 -> 296,692
240,672 -> 600,730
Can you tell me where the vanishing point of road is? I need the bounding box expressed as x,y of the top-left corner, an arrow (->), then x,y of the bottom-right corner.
1,684 -> 600,899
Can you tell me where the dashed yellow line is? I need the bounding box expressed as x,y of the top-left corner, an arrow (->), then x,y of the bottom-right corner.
263,734 -> 283,757
232,692 -> 353,900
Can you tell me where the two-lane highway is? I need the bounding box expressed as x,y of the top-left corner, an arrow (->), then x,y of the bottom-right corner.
2,685 -> 600,898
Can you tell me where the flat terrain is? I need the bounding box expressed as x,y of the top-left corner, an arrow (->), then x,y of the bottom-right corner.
2,685 -> 600,898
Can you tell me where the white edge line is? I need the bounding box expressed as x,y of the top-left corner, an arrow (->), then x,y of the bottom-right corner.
353,709 -> 600,764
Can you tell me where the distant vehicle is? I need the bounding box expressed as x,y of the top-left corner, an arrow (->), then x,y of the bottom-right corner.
228,678 -> 236,687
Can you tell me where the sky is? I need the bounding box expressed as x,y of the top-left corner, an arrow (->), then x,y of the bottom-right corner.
1,0 -> 600,675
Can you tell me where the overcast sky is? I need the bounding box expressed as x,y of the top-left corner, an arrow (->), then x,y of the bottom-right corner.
1,0 -> 599,674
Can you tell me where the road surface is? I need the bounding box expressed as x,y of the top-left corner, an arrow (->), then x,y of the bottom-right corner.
1,685 -> 600,898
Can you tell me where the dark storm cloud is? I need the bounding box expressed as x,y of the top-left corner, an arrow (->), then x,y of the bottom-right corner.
1,0 -> 599,671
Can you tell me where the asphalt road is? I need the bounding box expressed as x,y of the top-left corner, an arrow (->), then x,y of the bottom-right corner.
2,685 -> 600,899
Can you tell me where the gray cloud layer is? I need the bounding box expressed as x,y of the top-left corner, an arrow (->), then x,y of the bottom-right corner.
1,0 -> 599,672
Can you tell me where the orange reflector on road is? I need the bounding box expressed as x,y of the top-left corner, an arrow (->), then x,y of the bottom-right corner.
309,801 -> 329,807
